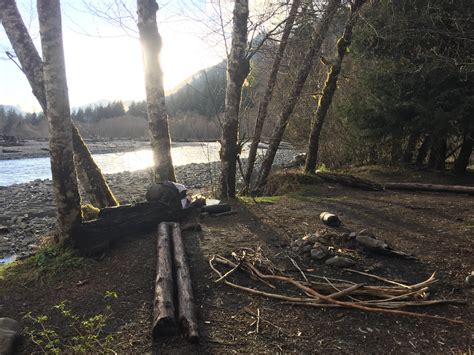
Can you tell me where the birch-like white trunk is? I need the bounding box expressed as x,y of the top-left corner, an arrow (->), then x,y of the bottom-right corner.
219,0 -> 250,198
37,0 -> 81,242
137,0 -> 176,182
0,0 -> 118,208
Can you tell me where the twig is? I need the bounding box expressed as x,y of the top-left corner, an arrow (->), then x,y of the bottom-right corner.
214,260 -> 242,283
327,283 -> 364,299
288,256 -> 308,282
343,269 -> 412,288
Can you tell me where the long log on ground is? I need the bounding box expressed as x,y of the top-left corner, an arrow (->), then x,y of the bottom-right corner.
153,223 -> 177,337
384,182 -> 474,195
171,223 -> 199,342
315,171 -> 384,191
73,201 -> 185,255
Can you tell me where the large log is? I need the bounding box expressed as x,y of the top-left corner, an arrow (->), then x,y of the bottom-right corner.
171,223 -> 199,342
73,201 -> 184,255
153,223 -> 177,337
315,171 -> 384,191
384,183 -> 474,195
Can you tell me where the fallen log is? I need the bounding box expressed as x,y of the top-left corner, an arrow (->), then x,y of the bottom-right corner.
153,223 -> 177,337
315,171 -> 384,191
171,223 -> 199,342
384,182 -> 474,195
74,201 -> 184,255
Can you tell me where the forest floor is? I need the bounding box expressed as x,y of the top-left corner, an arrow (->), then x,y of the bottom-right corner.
1,167 -> 473,354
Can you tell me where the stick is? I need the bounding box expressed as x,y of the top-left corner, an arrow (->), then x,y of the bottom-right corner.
288,256 -> 308,282
171,223 -> 199,342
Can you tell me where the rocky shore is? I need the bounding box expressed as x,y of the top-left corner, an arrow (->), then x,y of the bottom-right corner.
0,152 -> 294,261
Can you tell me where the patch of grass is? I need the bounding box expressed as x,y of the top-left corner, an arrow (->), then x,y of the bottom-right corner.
25,292 -> 117,354
0,245 -> 86,283
238,195 -> 283,204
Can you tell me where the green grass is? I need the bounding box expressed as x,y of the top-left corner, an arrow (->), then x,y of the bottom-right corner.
238,195 -> 284,204
0,245 -> 86,283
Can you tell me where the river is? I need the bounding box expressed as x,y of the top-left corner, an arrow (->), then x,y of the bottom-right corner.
0,142 -> 226,186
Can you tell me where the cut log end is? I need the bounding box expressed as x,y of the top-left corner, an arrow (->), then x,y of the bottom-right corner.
152,316 -> 177,338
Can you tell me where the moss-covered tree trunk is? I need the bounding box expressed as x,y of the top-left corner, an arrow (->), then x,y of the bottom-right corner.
254,0 -> 340,192
0,0 -> 118,208
219,0 -> 250,198
304,0 -> 366,173
37,0 -> 81,242
453,131 -> 473,174
402,133 -> 419,164
415,134 -> 430,166
137,0 -> 176,183
243,0 -> 301,193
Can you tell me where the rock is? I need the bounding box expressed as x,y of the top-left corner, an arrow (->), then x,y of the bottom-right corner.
349,232 -> 356,238
310,243 -> 329,261
0,318 -> 21,355
319,212 -> 341,227
0,226 -> 8,234
325,256 -> 355,268
465,272 -> 474,287
302,245 -> 312,253
302,234 -> 318,246
355,234 -> 389,251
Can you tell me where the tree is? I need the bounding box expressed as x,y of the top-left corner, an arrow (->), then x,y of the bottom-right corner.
219,0 -> 250,198
304,0 -> 366,173
37,0 -> 81,242
243,0 -> 301,193
0,0 -> 118,208
254,0 -> 340,193
137,0 -> 176,182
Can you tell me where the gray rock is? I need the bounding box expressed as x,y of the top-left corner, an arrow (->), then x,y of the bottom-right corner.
0,318 -> 21,355
325,256 -> 355,268
302,244 -> 312,253
310,243 -> 329,261
0,226 -> 8,234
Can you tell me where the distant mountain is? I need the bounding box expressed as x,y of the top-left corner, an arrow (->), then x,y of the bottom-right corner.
166,61 -> 227,117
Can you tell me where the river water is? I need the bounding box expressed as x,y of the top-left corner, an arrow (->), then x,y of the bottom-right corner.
0,142 -> 225,186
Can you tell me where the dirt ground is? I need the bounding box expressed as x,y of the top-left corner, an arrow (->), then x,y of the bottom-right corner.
1,169 -> 473,354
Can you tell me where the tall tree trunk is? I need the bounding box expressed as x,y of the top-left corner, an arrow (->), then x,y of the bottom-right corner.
254,0 -> 339,193
453,131 -> 473,174
402,132 -> 419,164
137,0 -> 176,183
37,0 -> 81,243
428,136 -> 447,170
0,0 -> 118,208
219,0 -> 250,198
243,0 -> 301,193
304,0 -> 366,173
415,134 -> 430,166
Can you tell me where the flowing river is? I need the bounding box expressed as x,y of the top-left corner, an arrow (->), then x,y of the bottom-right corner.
0,142 -> 226,186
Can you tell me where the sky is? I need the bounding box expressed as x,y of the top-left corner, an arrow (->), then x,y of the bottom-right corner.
0,0 -> 231,112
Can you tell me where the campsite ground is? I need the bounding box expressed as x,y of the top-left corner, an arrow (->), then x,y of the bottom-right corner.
1,167 -> 473,353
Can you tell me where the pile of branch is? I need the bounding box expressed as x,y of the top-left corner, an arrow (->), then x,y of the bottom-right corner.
153,222 -> 199,342
209,250 -> 467,326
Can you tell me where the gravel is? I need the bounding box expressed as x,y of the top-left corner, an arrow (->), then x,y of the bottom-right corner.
0,151 -> 295,260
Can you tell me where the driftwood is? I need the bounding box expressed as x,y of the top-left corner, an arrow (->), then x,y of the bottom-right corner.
74,201 -> 184,255
153,223 -> 177,337
384,182 -> 474,195
315,171 -> 384,191
171,223 -> 199,341
210,254 -> 467,326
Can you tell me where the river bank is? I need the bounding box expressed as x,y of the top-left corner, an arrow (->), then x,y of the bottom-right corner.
0,152 -> 295,260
